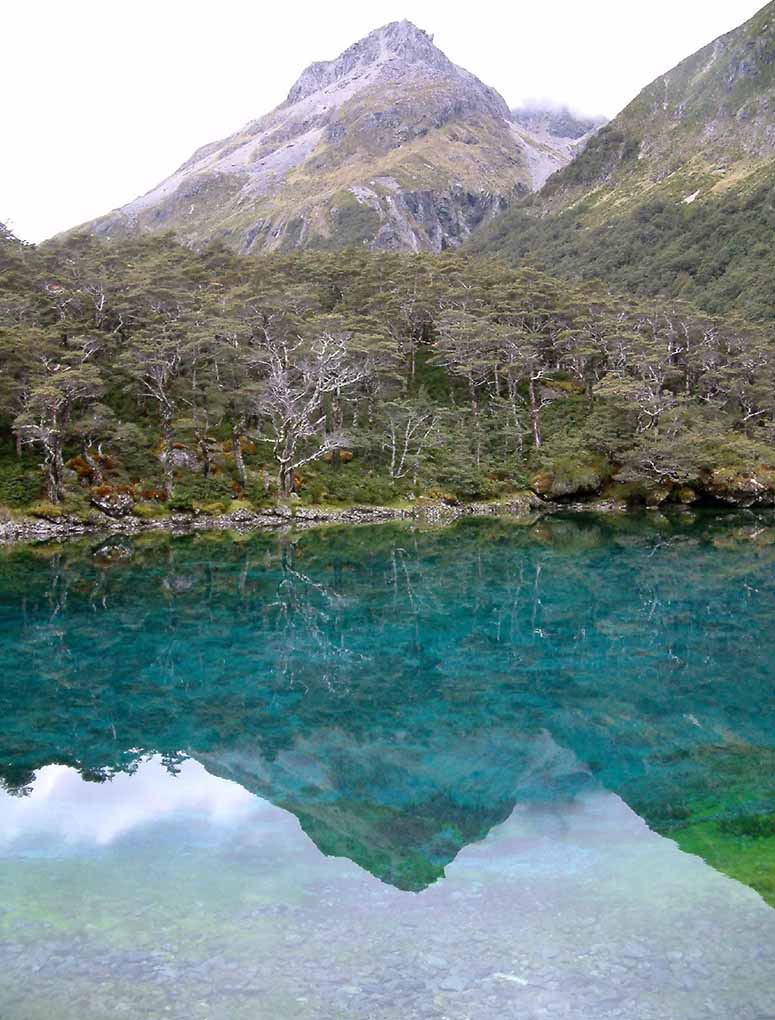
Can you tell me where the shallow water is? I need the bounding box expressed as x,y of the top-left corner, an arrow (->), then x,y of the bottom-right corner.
0,512 -> 774,1018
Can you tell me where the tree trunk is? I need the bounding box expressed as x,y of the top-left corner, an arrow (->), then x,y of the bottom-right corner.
45,458 -> 58,504
46,438 -> 66,504
279,462 -> 293,498
231,426 -> 247,488
470,379 -> 482,468
197,432 -> 211,478
162,418 -> 175,501
510,401 -> 524,457
82,447 -> 104,486
388,424 -> 398,479
528,376 -> 543,449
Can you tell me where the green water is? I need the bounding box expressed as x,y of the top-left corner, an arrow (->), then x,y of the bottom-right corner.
0,512 -> 774,1018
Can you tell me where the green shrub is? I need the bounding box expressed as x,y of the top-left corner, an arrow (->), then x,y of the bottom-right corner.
719,813 -> 775,838
192,501 -> 230,516
168,475 -> 234,512
542,455 -> 611,498
27,500 -> 67,520
307,468 -> 403,506
132,502 -> 168,519
430,465 -> 502,501
0,457 -> 41,508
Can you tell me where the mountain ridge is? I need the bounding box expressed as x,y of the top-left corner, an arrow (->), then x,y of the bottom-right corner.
70,21 -> 577,253
468,0 -> 775,321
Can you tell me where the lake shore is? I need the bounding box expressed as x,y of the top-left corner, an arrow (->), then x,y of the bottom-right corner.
0,491 -> 602,545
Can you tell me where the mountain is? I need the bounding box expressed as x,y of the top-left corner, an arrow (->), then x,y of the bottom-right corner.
196,729 -> 590,892
511,104 -> 606,143
71,22 -> 575,253
470,1 -> 775,322
509,104 -> 607,182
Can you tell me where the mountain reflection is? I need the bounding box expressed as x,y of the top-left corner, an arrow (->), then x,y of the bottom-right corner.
0,513 -> 773,902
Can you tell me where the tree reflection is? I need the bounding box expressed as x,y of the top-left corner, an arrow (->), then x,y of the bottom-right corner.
0,512 -> 774,900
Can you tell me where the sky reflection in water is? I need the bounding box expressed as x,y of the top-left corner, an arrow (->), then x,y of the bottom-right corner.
0,758 -> 773,1020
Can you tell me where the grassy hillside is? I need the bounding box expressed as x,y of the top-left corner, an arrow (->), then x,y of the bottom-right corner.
469,163 -> 775,322
469,1 -> 775,322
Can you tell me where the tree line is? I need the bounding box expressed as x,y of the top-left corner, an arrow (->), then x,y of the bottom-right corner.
1,226 -> 775,511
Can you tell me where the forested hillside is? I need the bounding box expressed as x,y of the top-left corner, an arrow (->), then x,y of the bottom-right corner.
469,2 -> 775,324
3,225 -> 775,524
468,169 -> 775,324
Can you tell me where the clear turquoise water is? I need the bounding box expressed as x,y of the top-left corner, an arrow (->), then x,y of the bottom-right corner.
0,512 -> 774,1018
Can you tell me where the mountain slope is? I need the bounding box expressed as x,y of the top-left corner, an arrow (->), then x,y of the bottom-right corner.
511,106 -> 605,140
72,22 -> 572,253
470,1 -> 775,321
195,729 -> 587,892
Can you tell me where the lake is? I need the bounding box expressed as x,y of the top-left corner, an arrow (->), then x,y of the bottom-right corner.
0,512 -> 773,1019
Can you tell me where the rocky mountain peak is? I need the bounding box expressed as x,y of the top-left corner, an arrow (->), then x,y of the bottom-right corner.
371,19 -> 438,56
72,19 -> 576,253
285,20 -> 451,104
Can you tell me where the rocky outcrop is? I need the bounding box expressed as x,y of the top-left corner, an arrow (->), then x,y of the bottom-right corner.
67,21 -> 573,253
285,22 -> 452,104
90,490 -> 134,517
621,470 -> 775,509
703,466 -> 775,507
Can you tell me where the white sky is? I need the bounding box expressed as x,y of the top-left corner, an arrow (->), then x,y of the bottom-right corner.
1,0 -> 765,243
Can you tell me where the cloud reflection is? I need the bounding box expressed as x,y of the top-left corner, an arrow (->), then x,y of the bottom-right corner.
0,758 -> 261,849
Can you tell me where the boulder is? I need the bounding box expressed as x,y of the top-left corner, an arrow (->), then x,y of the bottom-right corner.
704,467 -> 775,507
91,491 -> 135,518
160,447 -> 200,472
